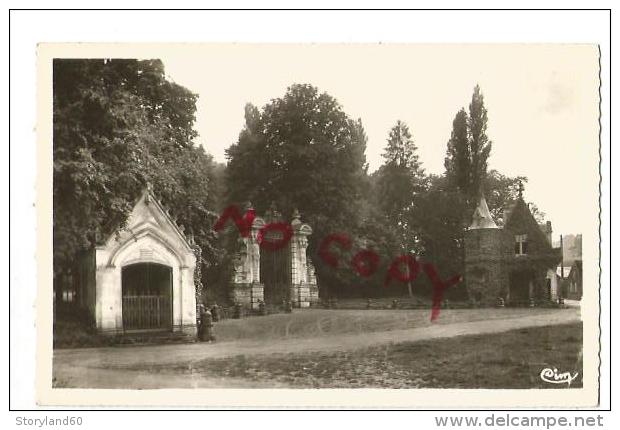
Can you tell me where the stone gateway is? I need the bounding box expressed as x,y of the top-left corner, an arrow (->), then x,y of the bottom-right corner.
228,204 -> 319,310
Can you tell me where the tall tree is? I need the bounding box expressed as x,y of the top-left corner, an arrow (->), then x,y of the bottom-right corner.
468,84 -> 493,199
444,108 -> 470,195
444,85 -> 492,208
225,103 -> 266,206
375,121 -> 426,296
225,83 -> 368,296
376,121 -> 425,239
438,86 -> 492,298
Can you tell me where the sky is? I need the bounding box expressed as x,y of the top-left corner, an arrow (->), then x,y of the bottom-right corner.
161,44 -> 599,241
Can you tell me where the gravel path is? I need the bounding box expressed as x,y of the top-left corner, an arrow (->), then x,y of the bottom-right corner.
53,307 -> 580,388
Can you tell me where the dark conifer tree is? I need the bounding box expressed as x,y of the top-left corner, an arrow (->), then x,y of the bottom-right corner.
444,85 -> 492,209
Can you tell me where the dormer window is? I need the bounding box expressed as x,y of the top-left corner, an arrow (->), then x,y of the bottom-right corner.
515,234 -> 528,255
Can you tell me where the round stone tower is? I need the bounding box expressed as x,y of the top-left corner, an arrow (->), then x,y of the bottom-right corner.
464,195 -> 507,305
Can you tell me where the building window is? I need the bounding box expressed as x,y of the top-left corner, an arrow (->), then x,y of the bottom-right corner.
515,234 -> 528,255
62,289 -> 76,303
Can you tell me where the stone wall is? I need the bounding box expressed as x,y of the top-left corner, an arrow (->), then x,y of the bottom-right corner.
230,282 -> 251,306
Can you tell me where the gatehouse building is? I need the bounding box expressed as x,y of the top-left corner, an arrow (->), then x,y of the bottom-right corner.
464,185 -> 562,306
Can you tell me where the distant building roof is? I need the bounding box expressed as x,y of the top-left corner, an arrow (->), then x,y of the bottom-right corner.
469,195 -> 499,230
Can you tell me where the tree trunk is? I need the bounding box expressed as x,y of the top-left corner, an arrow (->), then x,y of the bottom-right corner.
403,244 -> 413,298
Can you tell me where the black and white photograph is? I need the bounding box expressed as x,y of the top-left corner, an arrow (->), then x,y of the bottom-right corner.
38,42 -> 600,407
5,6 -> 616,422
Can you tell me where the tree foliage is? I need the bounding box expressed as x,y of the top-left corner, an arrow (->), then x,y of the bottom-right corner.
53,59 -> 220,295
467,85 -> 493,199
414,175 -> 468,298
444,108 -> 470,195
375,121 -> 426,240
484,171 -> 545,224
444,85 -> 492,208
373,121 -> 427,296
225,84 -> 368,296
54,65 -> 549,305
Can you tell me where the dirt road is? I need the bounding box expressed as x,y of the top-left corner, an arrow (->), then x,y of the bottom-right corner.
53,307 -> 580,388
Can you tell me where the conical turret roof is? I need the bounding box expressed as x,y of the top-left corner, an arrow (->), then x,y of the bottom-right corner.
469,194 -> 498,229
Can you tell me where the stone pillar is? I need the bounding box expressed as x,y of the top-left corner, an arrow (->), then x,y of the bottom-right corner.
307,259 -> 319,305
249,218 -> 264,310
229,236 -> 251,306
229,215 -> 264,310
250,220 -> 262,284
290,210 -> 313,308
178,264 -> 198,336
190,239 -> 204,325
289,234 -> 300,306
95,263 -> 123,334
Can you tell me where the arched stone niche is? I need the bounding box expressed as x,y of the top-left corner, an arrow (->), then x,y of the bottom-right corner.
79,189 -> 197,335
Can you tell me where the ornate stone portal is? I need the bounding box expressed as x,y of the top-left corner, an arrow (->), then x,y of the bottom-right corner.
229,204 -> 319,309
78,187 -> 198,335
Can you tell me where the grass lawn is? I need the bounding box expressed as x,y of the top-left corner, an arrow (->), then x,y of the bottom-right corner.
213,307 -> 567,342
158,322 -> 582,389
54,306 -> 574,349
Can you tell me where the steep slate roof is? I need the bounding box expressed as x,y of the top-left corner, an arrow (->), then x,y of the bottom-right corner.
568,259 -> 583,278
504,197 -> 558,259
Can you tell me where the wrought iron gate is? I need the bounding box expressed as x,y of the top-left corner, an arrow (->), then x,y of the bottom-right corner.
121,263 -> 172,331
260,232 -> 292,305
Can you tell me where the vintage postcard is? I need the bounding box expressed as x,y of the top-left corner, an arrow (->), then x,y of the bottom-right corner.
36,43 -> 600,408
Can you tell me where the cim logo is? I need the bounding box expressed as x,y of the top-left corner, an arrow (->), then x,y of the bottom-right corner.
540,367 -> 579,387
